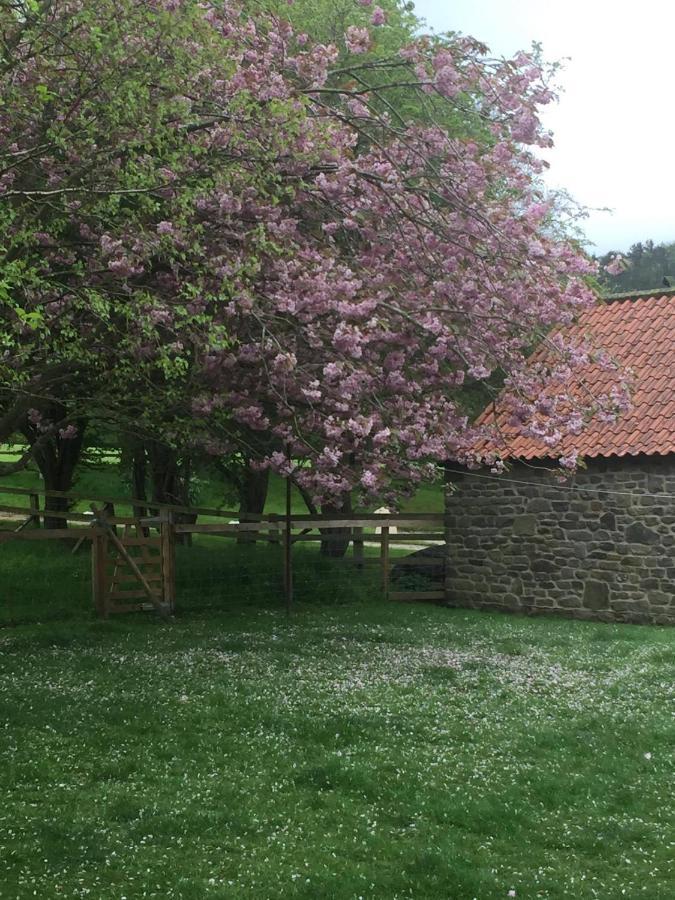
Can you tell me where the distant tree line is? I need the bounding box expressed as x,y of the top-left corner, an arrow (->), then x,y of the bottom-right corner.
597,240 -> 675,293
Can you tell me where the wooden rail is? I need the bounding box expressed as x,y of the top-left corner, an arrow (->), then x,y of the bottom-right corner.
1,484 -> 446,608
172,514 -> 446,605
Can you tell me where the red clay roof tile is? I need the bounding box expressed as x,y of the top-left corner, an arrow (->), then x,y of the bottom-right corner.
477,292 -> 675,461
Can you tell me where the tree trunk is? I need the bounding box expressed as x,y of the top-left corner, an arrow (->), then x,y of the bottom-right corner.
29,422 -> 86,530
237,466 -> 269,544
147,440 -> 182,506
146,441 -> 194,543
319,494 -> 352,558
131,443 -> 148,519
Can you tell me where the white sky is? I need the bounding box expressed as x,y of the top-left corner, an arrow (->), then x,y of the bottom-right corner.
413,0 -> 674,254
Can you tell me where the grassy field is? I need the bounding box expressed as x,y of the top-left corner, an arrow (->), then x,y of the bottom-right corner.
1,540 -> 674,899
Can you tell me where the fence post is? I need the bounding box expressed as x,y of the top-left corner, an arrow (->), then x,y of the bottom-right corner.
268,513 -> 280,545
29,493 -> 40,528
91,528 -> 109,618
353,526 -> 364,569
103,501 -> 117,537
381,526 -> 390,600
284,477 -> 293,615
160,510 -> 177,615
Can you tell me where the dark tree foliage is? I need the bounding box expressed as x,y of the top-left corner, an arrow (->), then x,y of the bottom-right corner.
597,240 -> 675,293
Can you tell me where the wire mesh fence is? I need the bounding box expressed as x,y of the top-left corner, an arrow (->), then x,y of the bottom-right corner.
1,533 -> 92,626
0,483 -> 447,626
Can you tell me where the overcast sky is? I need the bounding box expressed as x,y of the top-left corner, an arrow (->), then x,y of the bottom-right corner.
413,0 -> 673,254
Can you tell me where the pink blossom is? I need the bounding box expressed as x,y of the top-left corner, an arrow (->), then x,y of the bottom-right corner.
107,256 -> 143,277
371,6 -> 386,26
559,450 -> 579,470
99,234 -> 122,256
345,26 -> 371,55
604,254 -> 627,276
360,470 -> 377,488
272,352 -> 297,373
434,63 -> 460,98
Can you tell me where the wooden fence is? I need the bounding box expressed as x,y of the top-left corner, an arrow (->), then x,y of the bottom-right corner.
0,483 -> 446,615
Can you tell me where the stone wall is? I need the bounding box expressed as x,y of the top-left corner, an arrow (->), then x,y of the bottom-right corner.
445,456 -> 675,624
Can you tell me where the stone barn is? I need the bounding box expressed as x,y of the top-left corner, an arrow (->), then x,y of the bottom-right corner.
445,289 -> 675,625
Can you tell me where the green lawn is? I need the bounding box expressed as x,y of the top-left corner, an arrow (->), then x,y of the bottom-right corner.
1,541 -> 674,898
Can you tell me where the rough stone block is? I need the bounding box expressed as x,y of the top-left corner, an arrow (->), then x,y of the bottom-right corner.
528,498 -> 552,513
532,559 -> 557,574
512,514 -> 536,536
625,522 -> 660,544
620,556 -> 646,568
557,595 -> 583,609
583,580 -> 610,610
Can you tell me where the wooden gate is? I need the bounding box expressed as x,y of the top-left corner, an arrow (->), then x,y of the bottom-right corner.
91,510 -> 174,618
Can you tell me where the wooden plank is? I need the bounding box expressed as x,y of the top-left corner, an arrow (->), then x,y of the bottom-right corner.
106,556 -> 160,570
284,475 -> 293,616
381,526 -> 390,600
175,516 -> 445,532
173,523 -> 233,534
174,522 -> 255,534
0,484 -> 43,497
268,513 -> 280,545
0,502 -> 48,517
29,493 -> 40,528
0,484 -> 240,519
0,503 -> 86,523
108,589 -> 162,601
13,516 -> 34,533
118,537 -> 161,548
0,504 -> 142,526
282,513 -> 444,523
90,515 -> 141,526
91,531 -> 108,618
110,571 -> 162,584
160,511 -> 176,614
291,533 -> 442,543
285,532 -> 442,544
174,522 -> 284,544
108,571 -> 160,584
281,517 -> 444,529
353,526 -> 364,569
389,591 -> 445,601
0,528 -> 92,542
